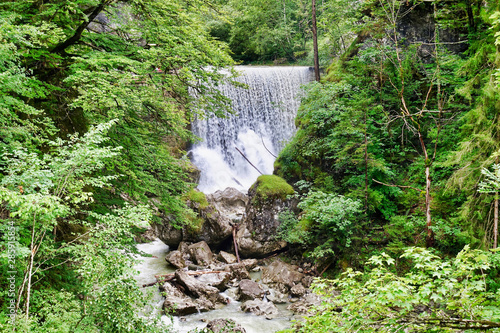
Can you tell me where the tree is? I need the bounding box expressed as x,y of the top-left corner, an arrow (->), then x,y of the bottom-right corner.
296,246 -> 500,332
312,0 -> 320,81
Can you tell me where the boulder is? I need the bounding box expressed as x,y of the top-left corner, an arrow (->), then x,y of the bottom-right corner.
218,251 -> 237,264
188,241 -> 214,266
241,259 -> 258,270
262,260 -> 304,290
240,299 -> 279,319
205,318 -> 246,333
237,279 -> 265,301
162,282 -> 199,316
290,283 -> 306,298
178,241 -> 191,257
207,187 -> 248,221
287,292 -> 322,314
175,270 -> 227,305
153,220 -> 183,248
196,271 -> 232,291
301,275 -> 315,288
223,263 -> 250,280
165,250 -> 186,269
236,176 -> 297,257
154,189 -> 247,249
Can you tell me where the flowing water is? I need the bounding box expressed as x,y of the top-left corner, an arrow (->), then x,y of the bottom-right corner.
190,66 -> 313,193
134,67 -> 311,332
135,239 -> 294,333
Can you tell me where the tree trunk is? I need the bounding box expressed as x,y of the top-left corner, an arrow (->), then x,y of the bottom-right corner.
312,0 -> 320,81
364,108 -> 368,214
494,192 -> 498,248
425,165 -> 435,247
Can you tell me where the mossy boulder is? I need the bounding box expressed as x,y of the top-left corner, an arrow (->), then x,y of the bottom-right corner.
236,176 -> 297,257
253,175 -> 294,203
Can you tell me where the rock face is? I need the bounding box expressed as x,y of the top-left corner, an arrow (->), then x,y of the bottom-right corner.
155,188 -> 248,249
396,2 -> 468,59
237,279 -> 265,301
236,179 -> 296,258
205,319 -> 246,333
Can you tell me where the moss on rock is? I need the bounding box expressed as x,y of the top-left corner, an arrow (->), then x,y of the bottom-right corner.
253,175 -> 294,201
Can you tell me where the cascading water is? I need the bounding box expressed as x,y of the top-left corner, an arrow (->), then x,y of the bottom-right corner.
190,66 -> 313,193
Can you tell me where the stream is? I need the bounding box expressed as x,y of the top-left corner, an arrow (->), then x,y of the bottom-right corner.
134,239 -> 294,333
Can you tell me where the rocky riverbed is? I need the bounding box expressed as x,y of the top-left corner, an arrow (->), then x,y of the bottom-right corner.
136,184 -> 321,332
135,238 -> 322,333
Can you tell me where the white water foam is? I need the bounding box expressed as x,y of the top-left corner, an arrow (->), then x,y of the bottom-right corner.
190,66 -> 313,193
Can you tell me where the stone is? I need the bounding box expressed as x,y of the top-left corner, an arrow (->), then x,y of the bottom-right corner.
235,180 -> 297,257
267,290 -> 288,304
188,241 -> 214,266
290,283 -> 306,298
301,275 -> 315,288
207,187 -> 248,221
218,251 -> 237,264
153,220 -> 183,248
196,271 -> 232,291
287,292 -> 322,314
175,270 -> 227,305
223,263 -> 250,280
205,318 -> 247,333
241,259 -> 258,270
162,282 -> 199,316
165,250 -> 186,269
240,299 -> 279,319
262,260 -> 304,289
237,279 -> 265,301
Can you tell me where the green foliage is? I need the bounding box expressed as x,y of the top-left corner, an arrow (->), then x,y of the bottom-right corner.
183,189 -> 209,210
278,190 -> 362,261
297,246 -> 500,332
0,121 -> 166,331
253,175 -> 295,201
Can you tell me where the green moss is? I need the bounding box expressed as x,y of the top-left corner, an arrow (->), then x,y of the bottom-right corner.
254,175 -> 294,201
183,189 -> 209,209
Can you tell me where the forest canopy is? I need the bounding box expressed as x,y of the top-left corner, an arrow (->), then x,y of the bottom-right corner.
1,0 -> 500,332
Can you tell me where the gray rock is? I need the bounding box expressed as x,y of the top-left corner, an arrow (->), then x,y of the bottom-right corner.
262,260 -> 304,289
241,259 -> 258,270
223,263 -> 250,280
301,275 -> 315,288
237,279 -> 265,301
267,290 -> 288,304
178,241 -> 191,257
290,283 -> 306,298
218,251 -> 237,264
287,292 -> 322,314
189,241 -> 214,266
175,270 -> 227,305
165,250 -> 186,269
162,282 -> 199,316
236,182 -> 296,257
205,318 -> 246,333
196,272 -> 232,291
240,299 -> 279,319
153,220 -> 183,248
207,187 -> 248,221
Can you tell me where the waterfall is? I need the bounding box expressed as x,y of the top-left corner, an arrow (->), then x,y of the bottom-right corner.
190,66 -> 313,194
